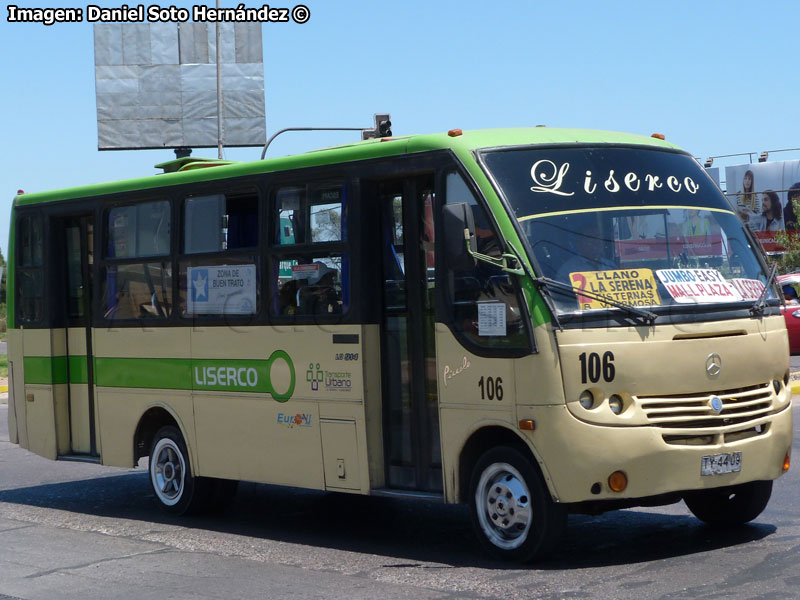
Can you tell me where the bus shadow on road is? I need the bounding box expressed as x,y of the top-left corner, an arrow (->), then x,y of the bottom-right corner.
0,473 -> 776,570
545,511 -> 775,570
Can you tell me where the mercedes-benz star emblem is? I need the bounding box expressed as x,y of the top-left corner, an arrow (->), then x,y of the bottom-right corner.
706,353 -> 722,377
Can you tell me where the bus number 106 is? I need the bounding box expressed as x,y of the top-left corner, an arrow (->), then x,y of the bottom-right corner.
579,351 -> 616,384
478,376 -> 503,401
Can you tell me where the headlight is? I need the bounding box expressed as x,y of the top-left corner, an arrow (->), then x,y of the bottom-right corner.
609,394 -> 624,415
579,390 -> 595,409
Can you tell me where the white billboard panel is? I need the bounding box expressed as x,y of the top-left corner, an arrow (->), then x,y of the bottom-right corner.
94,22 -> 265,150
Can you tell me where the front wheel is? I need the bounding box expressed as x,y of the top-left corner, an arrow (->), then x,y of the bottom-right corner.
469,446 -> 566,562
684,480 -> 773,526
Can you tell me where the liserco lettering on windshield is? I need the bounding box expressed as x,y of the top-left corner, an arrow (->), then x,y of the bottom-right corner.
530,160 -> 700,197
482,147 -> 729,217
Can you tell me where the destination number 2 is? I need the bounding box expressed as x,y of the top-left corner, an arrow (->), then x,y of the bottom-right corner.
579,351 -> 616,383
478,376 -> 504,401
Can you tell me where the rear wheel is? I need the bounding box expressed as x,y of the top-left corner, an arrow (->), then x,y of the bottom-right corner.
469,446 -> 566,562
684,480 -> 773,525
149,425 -> 204,515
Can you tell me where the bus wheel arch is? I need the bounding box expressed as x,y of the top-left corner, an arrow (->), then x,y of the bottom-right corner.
458,425 -> 552,503
135,406 -> 238,515
134,406 -> 189,467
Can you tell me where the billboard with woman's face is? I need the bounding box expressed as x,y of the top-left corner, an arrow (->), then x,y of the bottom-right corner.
725,160 -> 800,252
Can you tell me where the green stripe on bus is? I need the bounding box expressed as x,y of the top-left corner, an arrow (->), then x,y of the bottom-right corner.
24,356 -> 88,385
93,357 -> 193,390
23,356 -> 68,384
68,355 -> 89,384
23,353 -> 297,402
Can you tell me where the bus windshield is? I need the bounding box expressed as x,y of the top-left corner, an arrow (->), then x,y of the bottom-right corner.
480,146 -> 775,315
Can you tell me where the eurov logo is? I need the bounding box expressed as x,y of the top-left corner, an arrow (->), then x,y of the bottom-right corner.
277,413 -> 312,427
307,362 -> 323,391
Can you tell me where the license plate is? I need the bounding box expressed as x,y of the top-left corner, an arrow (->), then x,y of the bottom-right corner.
701,452 -> 742,476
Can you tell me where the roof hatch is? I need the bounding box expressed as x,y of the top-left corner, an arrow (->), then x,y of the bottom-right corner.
154,156 -> 237,174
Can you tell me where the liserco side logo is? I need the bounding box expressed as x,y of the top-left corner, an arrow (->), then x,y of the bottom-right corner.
266,350 -> 295,403
192,350 -> 296,403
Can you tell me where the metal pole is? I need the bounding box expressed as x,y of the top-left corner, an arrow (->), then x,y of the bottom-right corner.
260,127 -> 366,160
216,0 -> 224,159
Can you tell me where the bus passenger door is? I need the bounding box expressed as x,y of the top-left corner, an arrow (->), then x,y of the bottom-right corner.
60,215 -> 98,457
377,176 -> 442,492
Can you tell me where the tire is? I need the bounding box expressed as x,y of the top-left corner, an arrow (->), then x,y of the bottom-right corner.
149,425 -> 204,515
684,480 -> 773,526
469,446 -> 566,562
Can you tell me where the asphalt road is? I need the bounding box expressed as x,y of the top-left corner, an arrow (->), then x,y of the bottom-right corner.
1,402 -> 799,600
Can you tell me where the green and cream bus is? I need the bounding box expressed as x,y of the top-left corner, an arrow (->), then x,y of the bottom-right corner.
7,128 -> 793,561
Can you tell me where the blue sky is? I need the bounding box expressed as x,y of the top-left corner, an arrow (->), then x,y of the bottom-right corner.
2,0 -> 798,259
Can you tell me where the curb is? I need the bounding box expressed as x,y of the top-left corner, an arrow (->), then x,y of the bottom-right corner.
791,371 -> 800,396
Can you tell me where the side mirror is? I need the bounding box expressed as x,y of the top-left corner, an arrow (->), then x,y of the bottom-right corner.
443,202 -> 477,270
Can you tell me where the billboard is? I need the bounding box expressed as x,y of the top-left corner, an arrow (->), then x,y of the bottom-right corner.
94,22 -> 266,150
725,160 -> 800,252
705,167 -> 721,190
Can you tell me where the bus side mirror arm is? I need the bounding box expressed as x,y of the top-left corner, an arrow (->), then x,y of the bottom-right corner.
444,202 -> 525,275
443,203 -> 477,270
467,241 -> 526,276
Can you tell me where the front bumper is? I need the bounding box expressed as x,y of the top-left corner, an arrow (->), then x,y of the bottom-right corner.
519,401 -> 792,504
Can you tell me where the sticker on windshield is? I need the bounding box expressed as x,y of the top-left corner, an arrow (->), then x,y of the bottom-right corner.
477,301 -> 507,336
729,278 -> 766,301
656,269 -> 742,304
569,268 -> 661,310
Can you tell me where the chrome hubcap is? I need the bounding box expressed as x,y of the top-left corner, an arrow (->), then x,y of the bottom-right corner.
151,439 -> 185,506
476,462 -> 532,550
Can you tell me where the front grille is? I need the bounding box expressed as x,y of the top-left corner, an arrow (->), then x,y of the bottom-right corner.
662,423 -> 771,446
638,383 -> 773,432
724,423 -> 771,443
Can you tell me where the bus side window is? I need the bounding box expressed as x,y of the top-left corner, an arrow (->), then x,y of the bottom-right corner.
16,213 -> 45,323
103,200 -> 172,321
271,181 -> 349,318
275,183 -> 345,245
184,191 -> 258,254
275,186 -> 305,245
179,189 -> 259,318
444,173 -> 528,350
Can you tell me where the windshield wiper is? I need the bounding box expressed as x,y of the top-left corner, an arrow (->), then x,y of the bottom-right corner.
504,240 -> 656,326
533,276 -> 657,325
750,262 -> 778,316
506,240 -> 564,330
